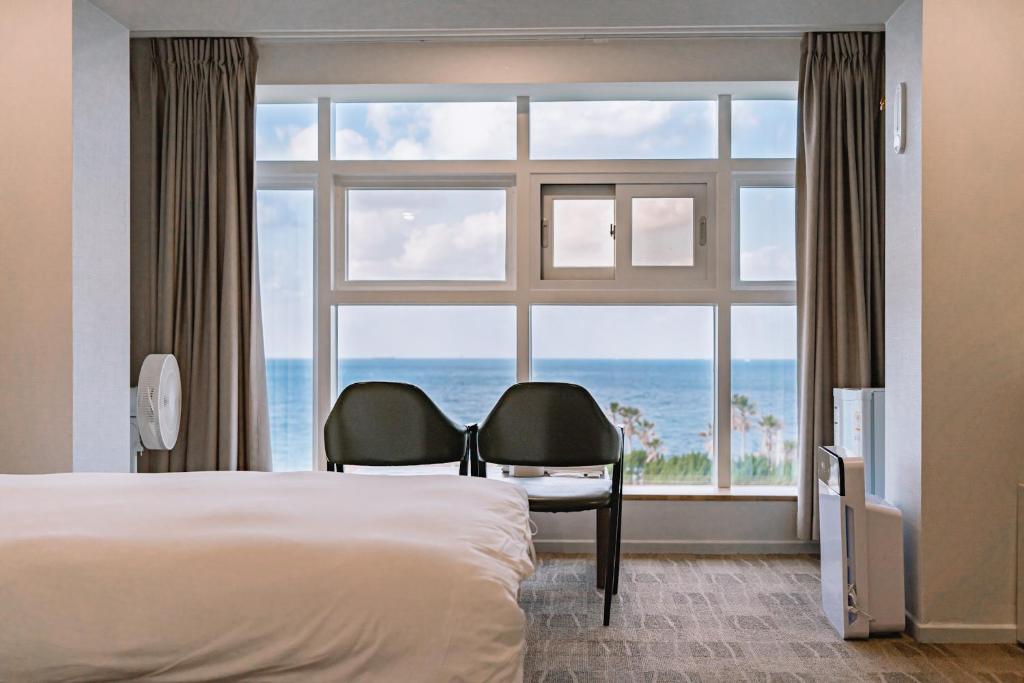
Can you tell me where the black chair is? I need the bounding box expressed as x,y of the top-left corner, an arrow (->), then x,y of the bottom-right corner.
473,382 -> 623,626
324,381 -> 471,474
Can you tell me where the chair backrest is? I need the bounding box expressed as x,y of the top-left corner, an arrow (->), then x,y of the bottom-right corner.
324,382 -> 467,467
477,382 -> 621,467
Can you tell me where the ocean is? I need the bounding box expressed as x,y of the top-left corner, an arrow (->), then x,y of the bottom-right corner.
266,358 -> 797,474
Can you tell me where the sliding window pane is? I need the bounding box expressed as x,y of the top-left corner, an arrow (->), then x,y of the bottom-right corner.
738,187 -> 796,282
552,198 -> 615,268
346,189 -> 506,281
334,102 -> 516,160
256,190 -> 314,471
336,306 -> 516,427
531,100 -> 717,160
531,306 -> 714,485
255,103 -> 317,160
731,100 -> 797,158
731,306 -> 797,486
631,197 -> 694,266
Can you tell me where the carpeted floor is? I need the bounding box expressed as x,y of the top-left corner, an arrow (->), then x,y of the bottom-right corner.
520,554 -> 1024,682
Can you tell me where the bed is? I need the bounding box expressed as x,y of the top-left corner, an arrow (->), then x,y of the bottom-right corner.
0,471 -> 535,682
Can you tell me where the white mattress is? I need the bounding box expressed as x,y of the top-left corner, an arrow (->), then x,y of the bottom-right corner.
0,472 -> 535,682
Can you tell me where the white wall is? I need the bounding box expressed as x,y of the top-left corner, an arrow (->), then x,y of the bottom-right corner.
884,0 -> 923,624
92,0 -> 901,36
0,0 -> 75,474
886,0 -> 1024,642
258,38 -> 800,87
534,499 -> 813,555
0,0 -> 129,474
72,0 -> 131,472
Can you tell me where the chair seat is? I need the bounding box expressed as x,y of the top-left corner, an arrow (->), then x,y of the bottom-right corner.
506,475 -> 612,512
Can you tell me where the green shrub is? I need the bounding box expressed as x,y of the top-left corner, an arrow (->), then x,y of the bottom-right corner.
624,450 -> 711,484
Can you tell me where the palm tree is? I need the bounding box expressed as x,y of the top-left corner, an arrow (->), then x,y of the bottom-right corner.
731,394 -> 757,460
758,414 -> 782,464
609,402 -> 640,453
637,418 -> 664,463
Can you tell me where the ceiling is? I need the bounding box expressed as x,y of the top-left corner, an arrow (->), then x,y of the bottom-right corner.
91,0 -> 904,39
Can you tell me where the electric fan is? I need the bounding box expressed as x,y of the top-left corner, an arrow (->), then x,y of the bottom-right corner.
129,354 -> 182,472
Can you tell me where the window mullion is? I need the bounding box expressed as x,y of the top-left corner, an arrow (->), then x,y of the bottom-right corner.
715,303 -> 732,489
718,94 -> 732,161
314,96 -> 332,471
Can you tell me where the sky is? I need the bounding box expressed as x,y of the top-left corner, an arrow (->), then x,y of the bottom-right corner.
347,189 -> 506,280
254,98 -> 797,361
531,101 -> 717,159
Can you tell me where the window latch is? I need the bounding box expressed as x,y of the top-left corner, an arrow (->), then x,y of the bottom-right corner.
699,217 -> 707,246
610,223 -> 616,239
542,218 -> 549,248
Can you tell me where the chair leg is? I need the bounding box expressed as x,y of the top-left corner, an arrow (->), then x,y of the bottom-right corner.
602,501 -> 618,626
613,491 -> 622,595
595,508 -> 609,589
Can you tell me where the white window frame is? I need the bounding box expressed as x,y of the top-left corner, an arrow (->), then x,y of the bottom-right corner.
333,175 -> 518,290
255,91 -> 798,491
541,184 -> 616,280
537,179 -> 714,289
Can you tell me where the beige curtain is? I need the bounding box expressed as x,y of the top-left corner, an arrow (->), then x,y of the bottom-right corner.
796,33 -> 885,540
130,38 -> 271,472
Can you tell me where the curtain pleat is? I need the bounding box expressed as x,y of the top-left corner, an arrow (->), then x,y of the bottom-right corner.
130,38 -> 271,472
796,33 -> 885,540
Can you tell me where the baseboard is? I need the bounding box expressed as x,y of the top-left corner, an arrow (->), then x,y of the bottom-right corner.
905,611 -> 1018,643
532,538 -> 820,555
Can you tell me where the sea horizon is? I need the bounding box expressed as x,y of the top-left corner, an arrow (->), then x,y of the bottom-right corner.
265,357 -> 797,475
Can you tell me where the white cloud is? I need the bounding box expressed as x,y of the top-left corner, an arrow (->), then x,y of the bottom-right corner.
346,190 -> 507,280
334,128 -> 372,159
632,197 -> 694,266
286,124 -> 317,160
552,199 -> 615,267
533,101 -> 674,139
423,103 -> 517,159
530,101 -> 717,159
740,245 -> 796,281
335,102 -> 516,160
254,123 -> 315,160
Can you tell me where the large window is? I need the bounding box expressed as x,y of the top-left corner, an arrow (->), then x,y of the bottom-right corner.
256,90 -> 797,488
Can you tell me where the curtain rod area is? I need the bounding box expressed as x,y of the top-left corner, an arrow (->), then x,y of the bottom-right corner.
129,25 -> 885,42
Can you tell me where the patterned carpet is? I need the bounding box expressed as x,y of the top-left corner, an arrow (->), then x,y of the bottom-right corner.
520,554 -> 1024,682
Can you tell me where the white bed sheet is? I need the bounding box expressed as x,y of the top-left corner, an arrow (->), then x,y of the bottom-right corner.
0,472 -> 535,682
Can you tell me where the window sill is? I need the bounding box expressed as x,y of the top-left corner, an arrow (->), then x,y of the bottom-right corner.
339,465 -> 797,501
623,485 -> 797,501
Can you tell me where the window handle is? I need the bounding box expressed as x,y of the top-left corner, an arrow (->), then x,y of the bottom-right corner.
699,217 -> 707,246
542,218 -> 549,248
610,223 -> 616,239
